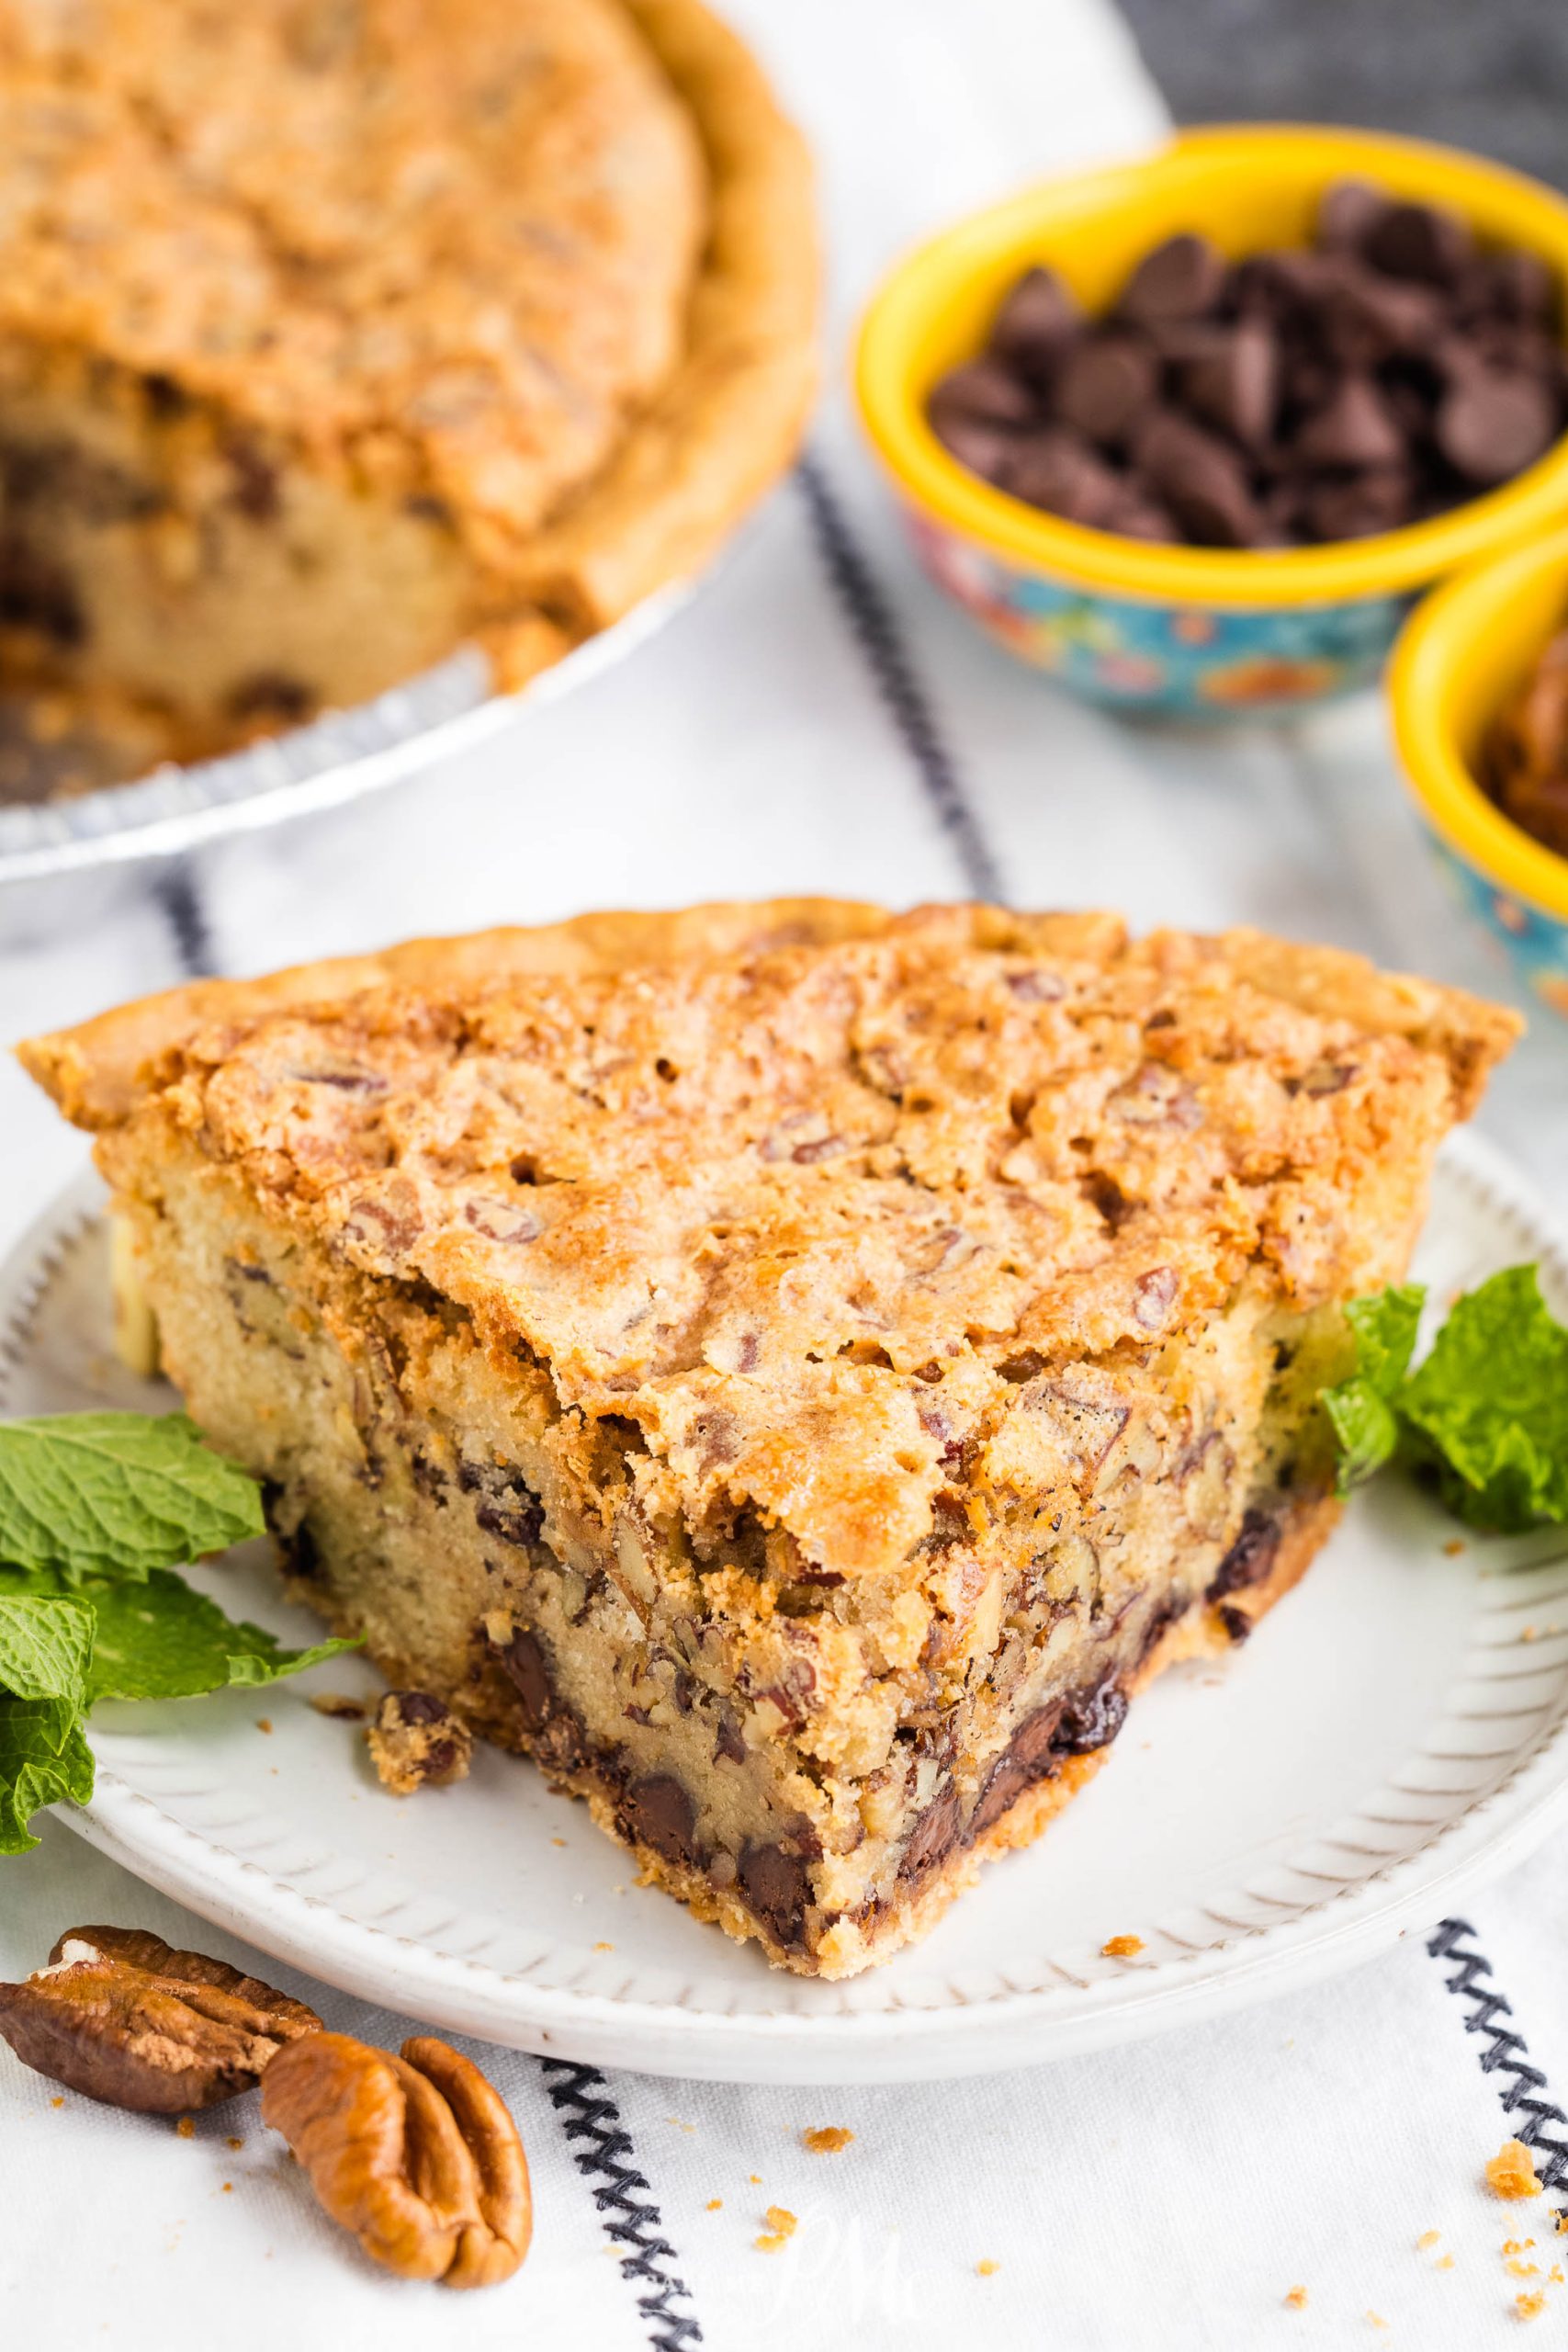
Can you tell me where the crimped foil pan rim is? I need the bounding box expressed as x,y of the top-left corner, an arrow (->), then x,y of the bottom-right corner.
0,571 -> 694,884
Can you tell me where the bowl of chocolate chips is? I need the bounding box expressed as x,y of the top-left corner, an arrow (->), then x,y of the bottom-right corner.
856,127 -> 1568,716
1392,520 -> 1568,1019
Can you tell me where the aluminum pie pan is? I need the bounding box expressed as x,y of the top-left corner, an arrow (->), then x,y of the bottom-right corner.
0,567 -> 697,888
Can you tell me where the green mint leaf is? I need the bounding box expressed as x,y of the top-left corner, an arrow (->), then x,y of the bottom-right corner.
1320,1282 -> 1426,1496
0,1592 -> 94,1705
81,1569 -> 355,1702
1345,1284 -> 1426,1398
1323,1377 -> 1403,1498
1400,1266 -> 1568,1533
0,1413 -> 265,1584
0,1694 -> 94,1855
0,1561 -> 356,1704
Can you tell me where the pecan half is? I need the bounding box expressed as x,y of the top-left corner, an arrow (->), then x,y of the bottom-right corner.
0,1925 -> 321,2112
261,2030 -> 532,2288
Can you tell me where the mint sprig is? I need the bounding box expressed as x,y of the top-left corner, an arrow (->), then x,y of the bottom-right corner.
1325,1266 -> 1568,1532
0,1413 -> 355,1853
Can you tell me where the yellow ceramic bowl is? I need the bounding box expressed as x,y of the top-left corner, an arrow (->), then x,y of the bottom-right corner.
856,126 -> 1568,717
1391,525 -> 1568,1021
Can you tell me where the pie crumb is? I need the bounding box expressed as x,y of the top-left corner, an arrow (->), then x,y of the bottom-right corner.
1284,2286 -> 1308,2310
1522,1626 -> 1540,1643
1437,2255 -> 1455,2271
1442,1539 -> 1466,1556
254,1718 -> 273,1735
705,2199 -> 722,2212
308,1692 -> 366,1721
226,2136 -> 243,2152
748,2174 -> 761,2185
1100,1934 -> 1145,1958
1503,2241 -> 1537,2255
754,2206 -> 797,2253
551,1837 -> 567,1849
1507,2260 -> 1541,2278
1517,2291 -> 1546,2322
50,2096 -> 62,2109
175,2116 -> 194,2140
1490,2140 -> 1544,2199
593,1941 -> 614,1952
803,2127 -> 854,2154
220,2181 -> 232,2194
976,2259 -> 999,2278
1367,2314 -> 1388,2330
1416,2230 -> 1441,2250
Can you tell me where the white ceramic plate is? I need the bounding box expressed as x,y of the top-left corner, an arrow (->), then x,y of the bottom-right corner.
4,1137 -> 1567,2084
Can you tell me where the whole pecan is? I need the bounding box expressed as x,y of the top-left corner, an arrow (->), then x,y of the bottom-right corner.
0,1925 -> 321,2112
261,2030 -> 532,2288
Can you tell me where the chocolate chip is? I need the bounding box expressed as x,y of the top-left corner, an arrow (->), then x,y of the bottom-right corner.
1302,467 -> 1415,543
929,411 -> 1019,486
0,537 -> 84,645
971,1699 -> 1067,1837
1293,374 -> 1407,470
491,1624 -> 553,1731
394,1690 -> 447,1726
713,1709 -> 746,1766
1004,424 -> 1124,525
225,439 -> 281,522
1133,411 -> 1266,547
1207,1506 -> 1282,1598
1316,176 -> 1391,255
739,1840 -> 812,1948
989,265 -> 1081,379
1362,199 -> 1473,286
1474,248 -> 1558,327
1055,1679 -> 1129,1753
1437,369 -> 1559,483
1178,320 -> 1280,448
1055,334 -> 1158,446
929,357 -> 1038,431
228,673 -> 313,724
1117,232 -> 1225,325
616,1775 -> 697,1869
897,1782 -> 964,1884
1216,1604 -> 1253,1644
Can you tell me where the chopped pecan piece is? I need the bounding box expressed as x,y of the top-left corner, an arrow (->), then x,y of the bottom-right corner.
261,2030 -> 532,2287
367,1691 -> 473,1794
0,1925 -> 321,2112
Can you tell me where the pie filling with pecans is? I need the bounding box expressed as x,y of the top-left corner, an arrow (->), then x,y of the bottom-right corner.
0,0 -> 815,793
21,900 -> 1517,1976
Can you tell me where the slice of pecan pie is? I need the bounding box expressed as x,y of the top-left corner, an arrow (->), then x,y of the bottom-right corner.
20,901 -> 1518,1976
0,0 -> 815,780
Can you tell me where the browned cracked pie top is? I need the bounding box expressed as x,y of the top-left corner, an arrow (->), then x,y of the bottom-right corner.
44,903 -> 1518,1583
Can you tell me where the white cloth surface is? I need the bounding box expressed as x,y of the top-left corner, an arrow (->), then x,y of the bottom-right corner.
2,4 -> 1568,2346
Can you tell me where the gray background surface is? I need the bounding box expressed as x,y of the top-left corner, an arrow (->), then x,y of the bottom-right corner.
1119,0 -> 1568,187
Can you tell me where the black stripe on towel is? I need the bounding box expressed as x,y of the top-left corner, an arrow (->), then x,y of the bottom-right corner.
1428,1917 -> 1568,2200
538,2058 -> 704,2349
796,452 -> 1005,903
154,864 -> 218,978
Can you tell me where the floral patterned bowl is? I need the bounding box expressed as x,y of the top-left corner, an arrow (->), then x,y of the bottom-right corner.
1391,526 -> 1568,1022
855,128 -> 1568,719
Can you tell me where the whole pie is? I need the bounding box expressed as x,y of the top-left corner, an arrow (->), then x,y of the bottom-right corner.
22,900 -> 1518,1976
0,0 -> 816,788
